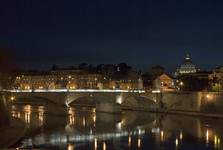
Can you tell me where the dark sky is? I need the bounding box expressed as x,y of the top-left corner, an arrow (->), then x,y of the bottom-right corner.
1,0 -> 223,72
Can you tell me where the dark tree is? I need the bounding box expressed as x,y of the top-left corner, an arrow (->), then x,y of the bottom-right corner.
142,72 -> 153,89
150,65 -> 165,77
0,48 -> 15,127
117,63 -> 132,75
51,65 -> 59,70
180,75 -> 209,91
79,63 -> 89,69
0,48 -> 17,89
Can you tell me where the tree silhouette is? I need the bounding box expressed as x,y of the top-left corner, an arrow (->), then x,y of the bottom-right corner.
0,48 -> 15,127
0,48 -> 16,89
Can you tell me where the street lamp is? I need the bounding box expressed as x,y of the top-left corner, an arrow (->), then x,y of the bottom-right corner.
180,81 -> 184,86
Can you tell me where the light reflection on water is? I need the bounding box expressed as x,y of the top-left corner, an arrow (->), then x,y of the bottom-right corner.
9,104 -> 223,150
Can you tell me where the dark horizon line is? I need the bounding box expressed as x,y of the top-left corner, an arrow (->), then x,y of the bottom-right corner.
14,61 -> 216,74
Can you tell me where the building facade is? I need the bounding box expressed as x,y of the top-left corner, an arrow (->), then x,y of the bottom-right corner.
175,54 -> 197,76
153,73 -> 175,91
13,66 -> 143,90
13,69 -> 102,90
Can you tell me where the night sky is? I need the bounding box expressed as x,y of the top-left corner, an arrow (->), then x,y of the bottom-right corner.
1,0 -> 223,72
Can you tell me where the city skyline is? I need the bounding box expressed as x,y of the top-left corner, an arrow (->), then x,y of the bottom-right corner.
1,50 -> 220,73
3,1 -> 223,150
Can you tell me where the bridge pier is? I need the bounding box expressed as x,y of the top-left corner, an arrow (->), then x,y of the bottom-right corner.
155,93 -> 164,109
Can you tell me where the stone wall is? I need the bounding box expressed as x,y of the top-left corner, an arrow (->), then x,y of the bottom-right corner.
160,92 -> 223,115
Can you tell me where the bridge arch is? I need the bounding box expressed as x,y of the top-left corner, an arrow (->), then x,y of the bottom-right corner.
66,93 -> 118,108
15,96 -> 59,105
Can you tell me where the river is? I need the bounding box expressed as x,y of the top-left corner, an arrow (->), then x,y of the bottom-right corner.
2,102 -> 223,150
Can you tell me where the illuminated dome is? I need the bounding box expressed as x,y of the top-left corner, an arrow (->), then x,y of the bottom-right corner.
178,54 -> 197,74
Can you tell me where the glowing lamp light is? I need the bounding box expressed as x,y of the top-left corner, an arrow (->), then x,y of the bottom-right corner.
67,144 -> 74,150
116,121 -> 122,130
138,129 -> 142,135
206,129 -> 209,144
175,138 -> 179,147
160,130 -> 164,141
10,96 -> 15,101
206,94 -> 213,101
128,136 -> 131,147
179,82 -> 184,86
116,95 -> 123,104
94,138 -> 97,150
137,138 -> 141,148
206,94 -> 210,99
103,142 -> 106,150
82,117 -> 86,127
152,90 -> 161,93
25,85 -> 30,90
214,135 -> 218,146
180,131 -> 183,140
93,114 -> 96,123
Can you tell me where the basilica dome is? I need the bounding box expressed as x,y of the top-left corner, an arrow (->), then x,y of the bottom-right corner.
177,54 -> 197,75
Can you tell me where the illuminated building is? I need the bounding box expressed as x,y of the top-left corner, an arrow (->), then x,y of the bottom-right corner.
175,54 -> 197,76
107,71 -> 142,90
78,74 -> 102,89
153,73 -> 175,91
12,64 -> 144,90
14,72 -> 57,90
14,70 -> 101,90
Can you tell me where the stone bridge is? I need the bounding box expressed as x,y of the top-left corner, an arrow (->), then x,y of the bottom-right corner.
5,89 -> 161,113
8,90 -> 222,114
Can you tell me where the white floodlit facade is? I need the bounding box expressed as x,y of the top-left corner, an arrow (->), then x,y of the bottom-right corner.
176,54 -> 197,76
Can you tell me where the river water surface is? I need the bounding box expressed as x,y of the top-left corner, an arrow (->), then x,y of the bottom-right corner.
6,103 -> 223,150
